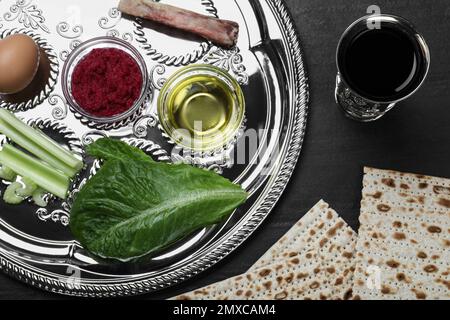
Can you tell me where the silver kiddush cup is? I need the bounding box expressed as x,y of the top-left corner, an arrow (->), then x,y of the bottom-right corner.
335,14 -> 430,122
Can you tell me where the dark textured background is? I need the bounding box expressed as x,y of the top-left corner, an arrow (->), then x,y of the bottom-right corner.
1,0 -> 449,300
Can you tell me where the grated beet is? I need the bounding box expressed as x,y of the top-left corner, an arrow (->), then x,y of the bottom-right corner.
71,48 -> 143,118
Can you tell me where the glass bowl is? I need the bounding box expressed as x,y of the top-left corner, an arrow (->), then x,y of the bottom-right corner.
61,37 -> 149,128
158,64 -> 245,152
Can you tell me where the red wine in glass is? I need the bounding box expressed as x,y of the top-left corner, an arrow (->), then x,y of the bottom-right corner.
336,15 -> 430,121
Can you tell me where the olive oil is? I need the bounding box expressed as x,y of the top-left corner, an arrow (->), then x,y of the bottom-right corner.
170,76 -> 235,135
159,65 -> 245,151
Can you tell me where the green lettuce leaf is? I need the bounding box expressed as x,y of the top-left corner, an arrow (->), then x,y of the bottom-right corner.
70,159 -> 248,261
86,138 -> 153,163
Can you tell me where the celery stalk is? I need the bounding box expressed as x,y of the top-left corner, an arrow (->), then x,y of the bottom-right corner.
3,182 -> 25,205
0,144 -> 70,199
32,188 -> 48,207
0,118 -> 78,177
16,177 -> 38,197
0,109 -> 83,171
0,165 -> 16,181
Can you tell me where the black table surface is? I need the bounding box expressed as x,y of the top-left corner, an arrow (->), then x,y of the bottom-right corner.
1,0 -> 449,300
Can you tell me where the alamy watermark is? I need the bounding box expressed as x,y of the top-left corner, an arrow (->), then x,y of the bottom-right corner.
170,124 -> 282,177
63,266 -> 81,290
367,5 -> 382,29
366,266 -> 382,290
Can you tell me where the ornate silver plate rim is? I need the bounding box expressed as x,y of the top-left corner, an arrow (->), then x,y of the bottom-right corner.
0,0 -> 309,298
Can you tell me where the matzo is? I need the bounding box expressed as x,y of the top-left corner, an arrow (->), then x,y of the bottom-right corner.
173,250 -> 333,300
250,200 -> 357,299
172,201 -> 357,300
250,200 -> 350,270
353,167 -> 450,300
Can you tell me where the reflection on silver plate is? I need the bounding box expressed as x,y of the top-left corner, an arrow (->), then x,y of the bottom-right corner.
0,0 -> 309,297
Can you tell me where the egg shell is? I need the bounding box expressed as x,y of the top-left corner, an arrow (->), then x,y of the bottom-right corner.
0,34 -> 40,94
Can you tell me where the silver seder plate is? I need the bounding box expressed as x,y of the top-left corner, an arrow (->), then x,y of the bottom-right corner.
0,0 -> 308,297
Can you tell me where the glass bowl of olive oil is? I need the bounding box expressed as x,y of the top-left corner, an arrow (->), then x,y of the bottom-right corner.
158,65 -> 245,151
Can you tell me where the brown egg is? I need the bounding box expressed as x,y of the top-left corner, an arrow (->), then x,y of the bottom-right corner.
0,34 -> 40,94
